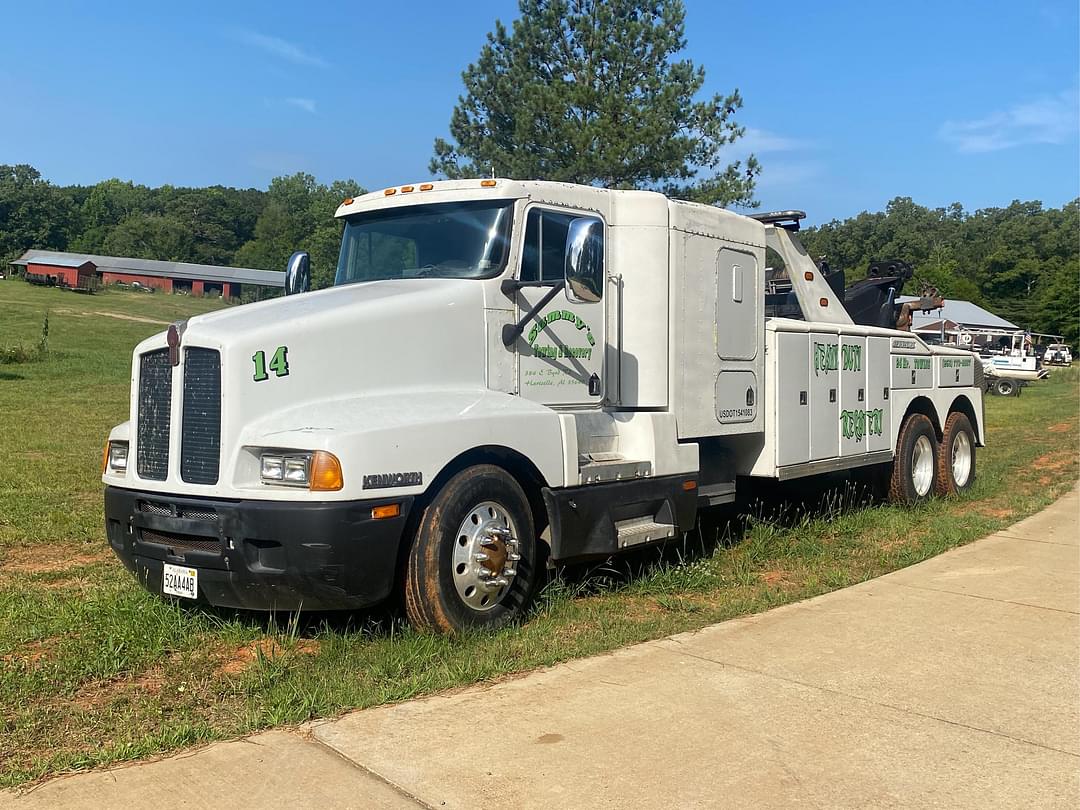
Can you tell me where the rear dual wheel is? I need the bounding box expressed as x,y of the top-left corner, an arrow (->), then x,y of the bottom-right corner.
888,412 -> 977,504
404,465 -> 539,635
888,413 -> 939,504
936,412 -> 976,496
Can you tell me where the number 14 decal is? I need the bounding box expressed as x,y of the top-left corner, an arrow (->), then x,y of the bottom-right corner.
252,346 -> 289,381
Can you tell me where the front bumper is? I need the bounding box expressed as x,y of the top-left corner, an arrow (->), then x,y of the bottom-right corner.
104,486 -> 413,611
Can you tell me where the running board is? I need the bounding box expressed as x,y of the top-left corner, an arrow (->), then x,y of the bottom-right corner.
697,482 -> 736,506
615,517 -> 677,549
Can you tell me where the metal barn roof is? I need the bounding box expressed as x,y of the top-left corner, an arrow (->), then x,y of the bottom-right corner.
10,249 -> 285,287
897,297 -> 1019,331
23,255 -> 95,269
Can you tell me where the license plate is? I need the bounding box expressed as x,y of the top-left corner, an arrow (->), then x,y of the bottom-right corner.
163,563 -> 198,600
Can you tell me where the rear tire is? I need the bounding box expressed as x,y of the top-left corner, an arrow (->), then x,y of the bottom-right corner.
888,413 -> 939,505
936,412 -> 976,496
404,464 -> 539,635
994,378 -> 1016,397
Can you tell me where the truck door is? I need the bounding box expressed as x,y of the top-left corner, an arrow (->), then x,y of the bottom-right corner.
515,206 -> 606,407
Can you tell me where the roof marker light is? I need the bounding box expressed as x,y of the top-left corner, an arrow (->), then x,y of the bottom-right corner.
400,185 -> 414,193
384,188 -> 396,196
342,197 -> 354,206
419,183 -> 434,191
480,179 -> 497,187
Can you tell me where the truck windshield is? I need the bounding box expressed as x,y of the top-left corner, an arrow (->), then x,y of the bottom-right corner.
335,200 -> 513,285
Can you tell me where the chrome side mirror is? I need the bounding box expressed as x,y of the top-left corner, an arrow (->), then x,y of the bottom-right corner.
285,251 -> 311,295
564,218 -> 603,304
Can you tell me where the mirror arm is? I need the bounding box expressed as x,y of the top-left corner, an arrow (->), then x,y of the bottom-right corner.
500,277 -> 561,297
502,279 -> 565,347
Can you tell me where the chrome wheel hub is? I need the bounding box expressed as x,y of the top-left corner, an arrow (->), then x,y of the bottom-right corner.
912,435 -> 934,497
951,431 -> 972,487
452,501 -> 521,612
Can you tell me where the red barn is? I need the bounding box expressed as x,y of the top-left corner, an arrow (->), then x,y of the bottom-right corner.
10,250 -> 284,299
24,256 -> 97,289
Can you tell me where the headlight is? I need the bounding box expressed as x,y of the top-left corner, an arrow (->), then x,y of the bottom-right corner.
107,441 -> 129,473
260,452 -> 308,486
259,450 -> 343,491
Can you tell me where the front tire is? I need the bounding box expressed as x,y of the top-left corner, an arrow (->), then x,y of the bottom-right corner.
888,413 -> 939,505
404,465 -> 539,634
936,412 -> 976,496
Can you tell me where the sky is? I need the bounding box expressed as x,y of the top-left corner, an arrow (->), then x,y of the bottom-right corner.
0,0 -> 1077,224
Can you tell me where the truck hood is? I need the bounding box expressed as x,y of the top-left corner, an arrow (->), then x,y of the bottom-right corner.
177,279 -> 490,440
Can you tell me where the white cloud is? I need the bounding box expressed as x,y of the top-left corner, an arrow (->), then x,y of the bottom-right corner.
285,97 -> 317,114
739,127 -> 812,153
939,88 -> 1078,153
235,30 -> 328,68
756,161 -> 824,189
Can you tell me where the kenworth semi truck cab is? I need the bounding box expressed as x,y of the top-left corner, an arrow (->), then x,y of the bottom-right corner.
103,179 -> 984,634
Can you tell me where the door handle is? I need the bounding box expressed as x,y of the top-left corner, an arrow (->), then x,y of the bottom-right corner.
588,374 -> 601,396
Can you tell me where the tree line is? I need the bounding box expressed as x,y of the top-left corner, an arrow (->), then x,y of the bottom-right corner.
800,196 -> 1079,345
3,164 -> 1076,344
0,165 -> 363,292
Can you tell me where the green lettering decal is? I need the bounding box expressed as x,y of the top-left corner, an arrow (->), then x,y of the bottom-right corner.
252,346 -> 289,381
524,308 -> 597,358
914,358 -> 931,370
840,408 -> 885,441
842,343 -> 862,372
813,342 -> 838,376
252,350 -> 268,382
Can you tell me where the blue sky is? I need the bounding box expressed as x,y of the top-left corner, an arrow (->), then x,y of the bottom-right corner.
1,0 -> 1076,224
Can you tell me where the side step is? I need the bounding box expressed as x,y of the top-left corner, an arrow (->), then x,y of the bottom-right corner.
614,516 -> 677,549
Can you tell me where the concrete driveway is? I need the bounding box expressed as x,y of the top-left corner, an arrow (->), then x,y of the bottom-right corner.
6,486 -> 1078,809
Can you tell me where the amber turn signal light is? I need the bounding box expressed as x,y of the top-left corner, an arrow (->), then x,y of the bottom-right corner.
309,451 -> 344,491
480,179 -> 497,187
371,503 -> 401,520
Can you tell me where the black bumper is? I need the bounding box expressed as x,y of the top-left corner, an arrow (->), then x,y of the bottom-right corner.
104,486 -> 413,611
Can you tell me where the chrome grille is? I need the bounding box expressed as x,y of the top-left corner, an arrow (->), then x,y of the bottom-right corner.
180,348 -> 221,485
137,350 -> 172,480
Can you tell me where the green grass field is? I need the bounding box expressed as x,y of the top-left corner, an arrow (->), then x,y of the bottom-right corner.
1,278 -> 1077,786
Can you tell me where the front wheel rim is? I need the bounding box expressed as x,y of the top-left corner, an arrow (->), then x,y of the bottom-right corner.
912,435 -> 934,497
952,431 -> 972,487
451,501 -> 521,612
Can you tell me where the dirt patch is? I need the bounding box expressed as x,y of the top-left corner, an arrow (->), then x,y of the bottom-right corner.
92,311 -> 170,326
71,667 -> 168,712
0,544 -> 108,578
1,637 -> 61,666
1046,421 -> 1073,433
217,638 -> 320,676
976,506 -> 1016,520
759,570 -> 789,586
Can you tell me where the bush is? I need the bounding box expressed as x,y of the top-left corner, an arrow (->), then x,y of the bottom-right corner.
0,313 -> 50,365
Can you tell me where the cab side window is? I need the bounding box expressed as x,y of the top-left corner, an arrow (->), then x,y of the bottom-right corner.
520,208 -> 576,282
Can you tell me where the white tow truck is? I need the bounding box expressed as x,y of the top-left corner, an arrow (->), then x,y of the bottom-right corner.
103,180 -> 984,633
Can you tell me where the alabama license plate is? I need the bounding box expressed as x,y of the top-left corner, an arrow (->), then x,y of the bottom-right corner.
162,563 -> 198,600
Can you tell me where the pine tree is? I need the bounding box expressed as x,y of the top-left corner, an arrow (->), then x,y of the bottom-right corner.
431,0 -> 758,207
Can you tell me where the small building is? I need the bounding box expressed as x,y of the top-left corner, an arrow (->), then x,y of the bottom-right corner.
898,297 -> 1020,350
24,255 -> 98,290
10,250 -> 284,299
